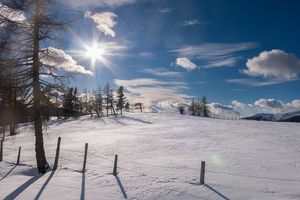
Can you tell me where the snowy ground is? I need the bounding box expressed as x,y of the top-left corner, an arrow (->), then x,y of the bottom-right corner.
0,112 -> 300,200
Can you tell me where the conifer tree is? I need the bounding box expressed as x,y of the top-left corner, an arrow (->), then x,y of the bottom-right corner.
201,96 -> 210,117
94,87 -> 103,117
116,86 -> 126,115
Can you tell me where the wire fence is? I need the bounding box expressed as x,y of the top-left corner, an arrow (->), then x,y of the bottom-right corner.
1,142 -> 300,185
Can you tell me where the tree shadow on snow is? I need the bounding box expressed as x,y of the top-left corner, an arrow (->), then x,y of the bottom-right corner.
115,175 -> 128,199
3,172 -> 43,200
33,170 -> 56,200
121,116 -> 153,124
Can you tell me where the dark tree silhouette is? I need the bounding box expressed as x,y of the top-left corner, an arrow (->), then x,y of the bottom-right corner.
135,103 -> 144,112
116,86 -> 126,115
201,96 -> 210,117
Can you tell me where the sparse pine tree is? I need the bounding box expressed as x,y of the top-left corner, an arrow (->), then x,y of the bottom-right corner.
125,102 -> 130,110
178,103 -> 185,114
94,88 -> 103,117
201,96 -> 210,117
116,86 -> 126,115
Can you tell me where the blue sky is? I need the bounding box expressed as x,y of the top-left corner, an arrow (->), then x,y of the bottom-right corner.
54,0 -> 300,114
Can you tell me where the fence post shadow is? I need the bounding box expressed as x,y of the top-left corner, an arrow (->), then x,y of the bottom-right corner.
33,170 -> 56,200
80,172 -> 85,200
0,165 -> 17,182
3,173 -> 43,200
204,184 -> 230,200
115,175 -> 128,199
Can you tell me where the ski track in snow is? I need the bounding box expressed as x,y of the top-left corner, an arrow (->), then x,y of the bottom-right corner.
0,112 -> 300,199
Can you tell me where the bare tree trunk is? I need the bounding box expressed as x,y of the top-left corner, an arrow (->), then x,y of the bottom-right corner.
33,0 -> 48,174
9,124 -> 16,136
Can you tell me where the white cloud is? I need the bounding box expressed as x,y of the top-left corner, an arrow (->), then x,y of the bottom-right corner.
170,42 -> 258,68
230,99 -> 300,116
159,7 -> 172,13
182,19 -> 201,26
142,68 -> 183,77
209,102 -> 240,116
40,47 -> 93,76
85,11 -> 117,38
63,0 -> 136,9
226,78 -> 297,87
175,57 -> 197,70
0,2 -> 26,27
291,100 -> 300,109
114,78 -> 191,105
243,49 -> 300,80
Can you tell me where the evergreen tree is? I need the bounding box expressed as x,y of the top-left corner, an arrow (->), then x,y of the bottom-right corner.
104,83 -> 116,116
63,88 -> 74,118
83,89 -> 93,117
200,96 -> 210,117
116,86 -> 126,115
94,87 -> 103,117
178,103 -> 185,114
125,102 -> 130,110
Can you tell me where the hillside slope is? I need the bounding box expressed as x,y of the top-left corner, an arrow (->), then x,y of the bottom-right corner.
0,113 -> 300,200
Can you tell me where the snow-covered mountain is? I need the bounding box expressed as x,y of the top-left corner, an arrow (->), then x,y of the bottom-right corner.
244,109 -> 300,122
145,101 -> 241,117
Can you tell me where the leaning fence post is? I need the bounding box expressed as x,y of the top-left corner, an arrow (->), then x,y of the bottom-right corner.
16,146 -> 21,165
53,137 -> 61,170
0,139 -> 3,162
82,143 -> 88,172
200,161 -> 205,185
113,154 -> 118,176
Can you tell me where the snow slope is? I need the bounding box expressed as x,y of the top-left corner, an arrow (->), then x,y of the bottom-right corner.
0,113 -> 300,200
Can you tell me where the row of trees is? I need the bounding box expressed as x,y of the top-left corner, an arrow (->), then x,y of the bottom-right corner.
178,96 -> 210,117
62,84 -> 129,118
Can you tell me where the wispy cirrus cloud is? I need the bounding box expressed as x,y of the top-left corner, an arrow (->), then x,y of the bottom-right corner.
142,68 -> 183,77
64,0 -> 136,9
114,78 -> 191,105
182,19 -> 202,26
159,7 -> 172,13
170,42 -> 258,68
226,78 -> 298,87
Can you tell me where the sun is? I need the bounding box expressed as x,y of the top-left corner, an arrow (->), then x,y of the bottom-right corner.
85,44 -> 105,62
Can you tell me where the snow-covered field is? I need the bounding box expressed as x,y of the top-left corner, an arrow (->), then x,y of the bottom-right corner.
0,113 -> 300,200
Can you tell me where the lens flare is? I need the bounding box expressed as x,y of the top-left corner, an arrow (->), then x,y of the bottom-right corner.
210,154 -> 223,166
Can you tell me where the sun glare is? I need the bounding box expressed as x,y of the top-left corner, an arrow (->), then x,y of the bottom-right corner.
85,44 -> 105,61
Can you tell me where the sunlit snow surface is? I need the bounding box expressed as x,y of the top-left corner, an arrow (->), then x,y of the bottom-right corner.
0,113 -> 300,199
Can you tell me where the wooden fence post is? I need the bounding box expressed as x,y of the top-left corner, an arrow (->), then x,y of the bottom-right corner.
0,140 -> 3,162
200,161 -> 205,185
82,143 -> 88,172
53,137 -> 61,170
16,146 -> 21,165
113,154 -> 118,176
